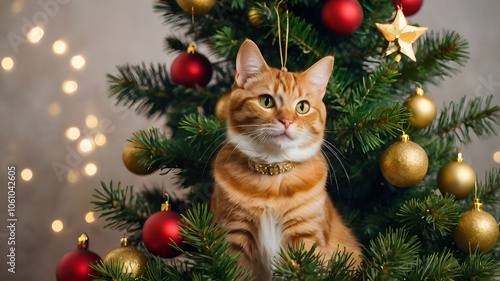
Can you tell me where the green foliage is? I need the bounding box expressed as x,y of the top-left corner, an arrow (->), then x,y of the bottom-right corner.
171,203 -> 252,281
432,95 -> 500,143
397,195 -> 461,240
90,259 -> 143,281
91,181 -> 152,236
273,243 -> 357,281
362,227 -> 421,280
459,249 -> 500,280
406,249 -> 461,281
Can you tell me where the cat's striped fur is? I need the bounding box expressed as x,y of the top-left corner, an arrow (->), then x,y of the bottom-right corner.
211,39 -> 361,280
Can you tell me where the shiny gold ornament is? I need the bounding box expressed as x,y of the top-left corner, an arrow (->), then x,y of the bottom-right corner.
248,7 -> 266,28
437,152 -> 476,199
380,134 -> 428,187
103,237 -> 149,277
215,93 -> 231,122
375,8 -> 428,61
403,87 -> 436,128
176,0 -> 215,16
454,197 -> 499,253
122,141 -> 159,175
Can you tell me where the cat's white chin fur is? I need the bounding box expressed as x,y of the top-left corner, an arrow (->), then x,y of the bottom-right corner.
227,129 -> 322,163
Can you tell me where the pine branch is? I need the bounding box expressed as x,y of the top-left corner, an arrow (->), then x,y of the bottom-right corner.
330,103 -> 411,153
362,227 -> 421,280
129,128 -> 169,168
90,259 -> 142,281
91,181 -> 151,235
211,26 -> 240,58
459,249 -> 500,280
432,95 -> 500,143
273,242 -> 357,280
478,168 -> 500,210
399,30 -> 470,85
397,195 -> 461,240
406,249 -> 461,281
107,63 -> 173,118
169,203 -> 252,281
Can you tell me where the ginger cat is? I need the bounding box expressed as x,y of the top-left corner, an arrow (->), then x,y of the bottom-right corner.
211,39 -> 361,280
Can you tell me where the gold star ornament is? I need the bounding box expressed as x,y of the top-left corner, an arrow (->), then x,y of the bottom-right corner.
375,8 -> 428,61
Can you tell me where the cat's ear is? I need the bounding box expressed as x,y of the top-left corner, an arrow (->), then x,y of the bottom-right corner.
235,39 -> 269,87
301,56 -> 334,99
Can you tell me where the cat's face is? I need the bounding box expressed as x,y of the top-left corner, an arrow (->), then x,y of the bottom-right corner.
226,40 -> 334,163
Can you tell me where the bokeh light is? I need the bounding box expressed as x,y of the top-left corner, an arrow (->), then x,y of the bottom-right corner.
71,55 -> 86,69
85,115 -> 98,128
21,168 -> 33,181
27,27 -> 44,43
1,57 -> 14,71
62,80 -> 78,94
52,220 -> 63,232
79,138 -> 94,153
53,40 -> 67,54
494,151 -> 500,163
11,0 -> 24,13
84,163 -> 97,176
94,133 -> 107,146
65,127 -> 80,140
48,102 -> 61,116
85,212 -> 96,223
67,169 -> 80,183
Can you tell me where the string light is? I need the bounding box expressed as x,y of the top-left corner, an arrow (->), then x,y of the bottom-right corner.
65,127 -> 80,140
21,169 -> 33,181
53,40 -> 67,54
52,220 -> 64,232
1,57 -> 14,71
62,80 -> 78,94
85,115 -> 98,128
48,102 -> 61,116
27,27 -> 44,43
94,133 -> 107,146
85,212 -> 96,223
71,55 -> 86,69
84,163 -> 97,176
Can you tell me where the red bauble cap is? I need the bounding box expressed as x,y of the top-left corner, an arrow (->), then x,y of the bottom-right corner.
142,204 -> 185,258
56,234 -> 102,281
321,0 -> 364,36
395,0 -> 423,16
171,46 -> 212,88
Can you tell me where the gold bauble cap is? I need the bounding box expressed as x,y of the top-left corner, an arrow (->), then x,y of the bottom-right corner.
77,233 -> 89,249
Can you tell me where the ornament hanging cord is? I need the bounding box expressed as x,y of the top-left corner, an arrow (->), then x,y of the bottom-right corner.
274,0 -> 289,71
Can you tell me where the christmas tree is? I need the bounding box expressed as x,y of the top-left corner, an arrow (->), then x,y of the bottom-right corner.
66,0 -> 500,280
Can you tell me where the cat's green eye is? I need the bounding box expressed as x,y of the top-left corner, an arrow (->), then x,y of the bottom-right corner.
296,101 -> 310,114
259,95 -> 275,108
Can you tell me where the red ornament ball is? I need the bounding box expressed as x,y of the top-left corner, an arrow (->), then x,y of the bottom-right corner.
395,0 -> 423,17
171,48 -> 212,88
56,249 -> 102,281
142,209 -> 185,258
321,0 -> 364,35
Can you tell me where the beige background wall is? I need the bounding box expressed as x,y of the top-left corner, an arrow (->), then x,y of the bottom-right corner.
1,1 -> 499,280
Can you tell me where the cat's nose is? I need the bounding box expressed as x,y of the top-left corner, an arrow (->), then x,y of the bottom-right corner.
279,118 -> 294,129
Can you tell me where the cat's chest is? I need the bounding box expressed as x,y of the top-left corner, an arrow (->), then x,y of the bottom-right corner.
259,210 -> 283,262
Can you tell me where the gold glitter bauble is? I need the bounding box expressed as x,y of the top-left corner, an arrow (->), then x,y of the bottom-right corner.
437,153 -> 476,199
403,87 -> 436,128
104,238 -> 149,277
215,93 -> 231,122
176,0 -> 215,16
122,142 -> 159,175
454,198 -> 499,253
248,7 -> 265,28
380,134 -> 428,188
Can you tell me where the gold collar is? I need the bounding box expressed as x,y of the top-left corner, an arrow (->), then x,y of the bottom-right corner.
247,158 -> 296,175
